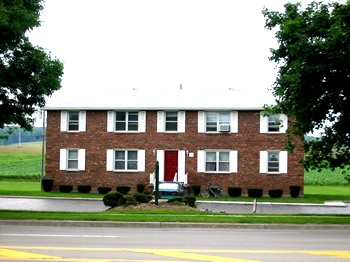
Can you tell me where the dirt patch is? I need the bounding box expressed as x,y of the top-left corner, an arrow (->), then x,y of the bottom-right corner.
108,201 -> 198,211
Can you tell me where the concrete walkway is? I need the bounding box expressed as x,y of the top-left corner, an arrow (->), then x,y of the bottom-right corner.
0,196 -> 349,214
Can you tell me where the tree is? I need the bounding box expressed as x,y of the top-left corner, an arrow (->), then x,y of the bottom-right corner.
0,0 -> 63,137
262,1 -> 350,171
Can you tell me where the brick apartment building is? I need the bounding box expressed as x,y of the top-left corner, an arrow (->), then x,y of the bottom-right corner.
44,90 -> 304,196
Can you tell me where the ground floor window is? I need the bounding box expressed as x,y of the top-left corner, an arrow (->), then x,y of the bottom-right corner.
106,149 -> 145,172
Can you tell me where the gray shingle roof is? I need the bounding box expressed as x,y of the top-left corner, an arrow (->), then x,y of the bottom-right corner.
44,90 -> 275,111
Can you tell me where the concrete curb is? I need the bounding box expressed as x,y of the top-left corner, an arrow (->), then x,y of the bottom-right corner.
1,220 -> 350,230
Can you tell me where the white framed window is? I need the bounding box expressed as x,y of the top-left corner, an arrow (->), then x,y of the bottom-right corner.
260,112 -> 288,133
60,111 -> 86,132
106,149 -> 145,172
259,151 -> 288,174
60,148 -> 85,171
197,150 -> 238,173
157,111 -> 185,133
107,111 -> 146,132
198,111 -> 238,133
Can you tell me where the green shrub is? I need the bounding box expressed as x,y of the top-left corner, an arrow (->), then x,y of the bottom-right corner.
42,179 -> 54,192
268,189 -> 283,198
167,197 -> 183,203
97,186 -> 112,194
289,185 -> 301,198
137,184 -> 146,193
191,185 -> 201,196
247,188 -> 263,198
103,192 -> 125,207
227,186 -> 242,197
133,193 -> 153,203
116,186 -> 131,195
183,196 -> 196,207
77,184 -> 91,193
59,184 -> 73,193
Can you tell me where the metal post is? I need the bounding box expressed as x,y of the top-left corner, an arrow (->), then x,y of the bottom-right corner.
40,110 -> 45,191
155,161 -> 159,206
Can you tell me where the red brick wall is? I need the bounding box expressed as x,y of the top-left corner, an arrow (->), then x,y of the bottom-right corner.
45,110 -> 304,196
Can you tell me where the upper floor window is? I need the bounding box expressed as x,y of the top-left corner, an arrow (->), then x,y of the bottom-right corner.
260,112 -> 288,133
106,149 -> 145,172
59,148 -> 85,171
198,111 -> 238,133
157,111 -> 185,133
165,112 -> 178,131
259,151 -> 288,174
197,150 -> 238,173
107,111 -> 146,132
60,111 -> 86,132
116,112 -> 138,131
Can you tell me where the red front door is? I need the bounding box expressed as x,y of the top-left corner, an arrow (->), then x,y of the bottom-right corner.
164,151 -> 178,181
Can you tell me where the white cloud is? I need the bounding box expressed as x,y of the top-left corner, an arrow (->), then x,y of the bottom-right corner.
28,0 -> 309,105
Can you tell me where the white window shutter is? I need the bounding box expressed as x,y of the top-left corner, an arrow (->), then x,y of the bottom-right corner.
279,151 -> 288,173
178,111 -> 186,132
60,111 -> 67,132
137,150 -> 146,171
157,111 -> 165,132
107,111 -> 115,132
59,149 -> 67,170
178,150 -> 186,177
198,111 -> 205,133
79,111 -> 86,132
106,149 -> 114,171
230,111 -> 238,133
280,114 -> 288,133
229,150 -> 238,173
156,150 -> 165,181
260,112 -> 268,133
259,151 -> 268,173
78,149 -> 86,170
197,150 -> 205,172
138,111 -> 146,132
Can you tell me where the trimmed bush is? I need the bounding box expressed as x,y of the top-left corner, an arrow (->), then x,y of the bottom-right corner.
77,184 -> 92,193
227,187 -> 242,197
116,186 -> 131,195
183,196 -> 196,207
247,188 -> 263,198
59,184 -> 73,193
167,197 -> 183,203
97,186 -> 112,194
134,193 -> 153,203
191,185 -> 201,196
289,185 -> 301,198
103,192 -> 125,207
137,184 -> 146,193
42,179 -> 54,192
268,189 -> 283,198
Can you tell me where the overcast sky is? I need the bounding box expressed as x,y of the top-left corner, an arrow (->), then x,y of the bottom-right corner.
28,0 -> 314,105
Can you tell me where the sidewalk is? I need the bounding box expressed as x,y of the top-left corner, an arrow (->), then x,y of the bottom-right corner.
0,196 -> 349,214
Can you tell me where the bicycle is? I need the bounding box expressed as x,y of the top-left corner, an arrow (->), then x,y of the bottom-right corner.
205,183 -> 223,197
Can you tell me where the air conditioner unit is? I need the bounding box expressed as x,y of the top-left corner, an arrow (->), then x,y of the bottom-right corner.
219,124 -> 230,132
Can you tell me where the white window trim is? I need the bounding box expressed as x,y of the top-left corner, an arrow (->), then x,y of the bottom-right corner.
106,149 -> 145,172
197,150 -> 238,173
260,112 -> 288,133
60,111 -> 86,132
59,148 -> 85,171
107,111 -> 146,133
198,111 -> 238,133
259,150 -> 288,174
157,111 -> 185,133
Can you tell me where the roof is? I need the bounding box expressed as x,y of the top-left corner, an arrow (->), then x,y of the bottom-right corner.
44,89 -> 276,111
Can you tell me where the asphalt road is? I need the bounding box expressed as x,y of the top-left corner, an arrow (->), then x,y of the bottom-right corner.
0,196 -> 349,214
1,225 -> 350,261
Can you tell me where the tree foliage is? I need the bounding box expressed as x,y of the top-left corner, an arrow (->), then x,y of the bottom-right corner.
0,0 -> 63,135
262,1 -> 350,171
